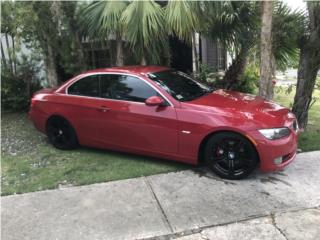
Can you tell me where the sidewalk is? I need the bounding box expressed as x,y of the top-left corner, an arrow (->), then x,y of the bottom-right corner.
174,208 -> 320,240
2,151 -> 320,240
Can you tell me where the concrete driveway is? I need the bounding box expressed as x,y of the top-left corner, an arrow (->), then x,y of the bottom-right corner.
2,151 -> 320,240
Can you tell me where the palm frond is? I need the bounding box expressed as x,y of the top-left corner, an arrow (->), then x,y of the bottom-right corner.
204,1 -> 260,52
272,1 -> 306,70
165,0 -> 200,42
82,1 -> 128,38
121,0 -> 166,63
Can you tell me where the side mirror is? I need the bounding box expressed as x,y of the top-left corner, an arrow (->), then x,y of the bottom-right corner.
145,96 -> 165,106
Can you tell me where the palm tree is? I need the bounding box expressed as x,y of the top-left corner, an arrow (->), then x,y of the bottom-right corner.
205,1 -> 260,89
82,1 -> 128,66
164,0 -> 203,70
121,0 -> 166,65
292,2 -> 320,129
271,2 -> 305,72
205,1 -> 304,93
165,0 -> 201,42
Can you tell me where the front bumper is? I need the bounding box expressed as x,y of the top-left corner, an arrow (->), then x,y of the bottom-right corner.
248,129 -> 299,172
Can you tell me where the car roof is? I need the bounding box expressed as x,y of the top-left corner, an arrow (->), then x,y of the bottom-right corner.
82,65 -> 170,75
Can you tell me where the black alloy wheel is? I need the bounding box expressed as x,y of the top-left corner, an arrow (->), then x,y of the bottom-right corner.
46,117 -> 78,150
204,132 -> 258,180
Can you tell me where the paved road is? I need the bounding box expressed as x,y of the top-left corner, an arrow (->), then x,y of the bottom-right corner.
2,151 -> 320,240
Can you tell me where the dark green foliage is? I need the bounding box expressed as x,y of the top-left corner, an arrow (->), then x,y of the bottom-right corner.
205,1 -> 260,52
1,55 -> 42,111
237,64 -> 259,94
194,63 -> 218,83
197,63 -> 259,94
272,2 -> 306,71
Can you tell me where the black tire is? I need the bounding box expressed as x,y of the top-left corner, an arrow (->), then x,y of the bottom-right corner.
204,132 -> 258,180
46,116 -> 78,150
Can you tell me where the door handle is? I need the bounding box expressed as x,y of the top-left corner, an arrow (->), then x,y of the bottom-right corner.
98,106 -> 111,112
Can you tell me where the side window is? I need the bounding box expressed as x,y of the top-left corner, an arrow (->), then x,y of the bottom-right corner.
68,75 -> 99,97
110,75 -> 158,102
100,74 -> 117,99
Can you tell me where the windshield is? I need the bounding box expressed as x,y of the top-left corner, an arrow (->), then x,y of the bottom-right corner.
148,70 -> 213,102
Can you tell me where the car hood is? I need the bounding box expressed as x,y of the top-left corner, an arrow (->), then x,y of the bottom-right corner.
185,89 -> 293,128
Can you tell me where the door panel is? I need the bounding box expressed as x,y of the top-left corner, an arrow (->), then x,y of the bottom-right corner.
97,99 -> 178,154
61,73 -> 179,154
98,74 -> 178,154
57,75 -> 102,146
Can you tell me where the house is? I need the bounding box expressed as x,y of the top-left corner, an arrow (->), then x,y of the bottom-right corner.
82,34 -> 228,74
2,27 -> 228,85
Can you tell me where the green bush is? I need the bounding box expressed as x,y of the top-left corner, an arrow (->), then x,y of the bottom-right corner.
193,63 -> 223,89
194,63 -> 217,82
194,63 -> 259,94
235,64 -> 259,94
1,56 -> 42,112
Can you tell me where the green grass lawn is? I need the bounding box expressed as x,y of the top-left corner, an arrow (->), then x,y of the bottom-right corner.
1,88 -> 319,195
1,113 -> 187,196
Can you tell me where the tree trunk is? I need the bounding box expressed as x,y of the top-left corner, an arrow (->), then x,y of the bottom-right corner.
1,41 -> 7,69
140,53 -> 147,66
12,35 -> 17,75
46,44 -> 58,87
292,47 -> 320,129
61,2 -> 86,71
115,33 -> 124,66
25,69 -> 32,98
5,33 -> 14,74
259,1 -> 273,100
292,2 -> 320,129
91,43 -> 95,68
192,33 -> 199,72
74,32 -> 86,71
223,47 -> 248,89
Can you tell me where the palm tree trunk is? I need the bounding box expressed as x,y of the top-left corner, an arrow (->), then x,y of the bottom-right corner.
115,33 -> 124,66
259,1 -> 273,100
223,47 -> 248,89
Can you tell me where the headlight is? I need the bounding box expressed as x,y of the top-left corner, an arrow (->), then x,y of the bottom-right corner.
258,128 -> 290,140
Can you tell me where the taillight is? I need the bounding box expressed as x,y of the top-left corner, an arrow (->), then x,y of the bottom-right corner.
30,98 -> 37,108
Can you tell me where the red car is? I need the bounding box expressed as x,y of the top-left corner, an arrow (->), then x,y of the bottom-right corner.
29,66 -> 299,179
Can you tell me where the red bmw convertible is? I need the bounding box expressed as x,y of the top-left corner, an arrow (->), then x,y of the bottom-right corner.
29,66 -> 299,179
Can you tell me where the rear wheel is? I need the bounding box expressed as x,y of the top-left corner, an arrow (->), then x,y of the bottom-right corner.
46,117 -> 78,150
204,132 -> 258,180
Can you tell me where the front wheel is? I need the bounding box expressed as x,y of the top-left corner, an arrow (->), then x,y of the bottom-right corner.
204,132 -> 259,180
46,117 -> 78,150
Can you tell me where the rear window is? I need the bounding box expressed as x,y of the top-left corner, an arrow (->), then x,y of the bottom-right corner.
68,75 -> 99,97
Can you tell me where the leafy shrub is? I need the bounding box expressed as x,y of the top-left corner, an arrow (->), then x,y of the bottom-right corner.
193,63 -> 224,89
235,64 -> 259,94
315,75 -> 320,90
194,63 -> 259,94
1,56 -> 42,112
194,63 -> 217,82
